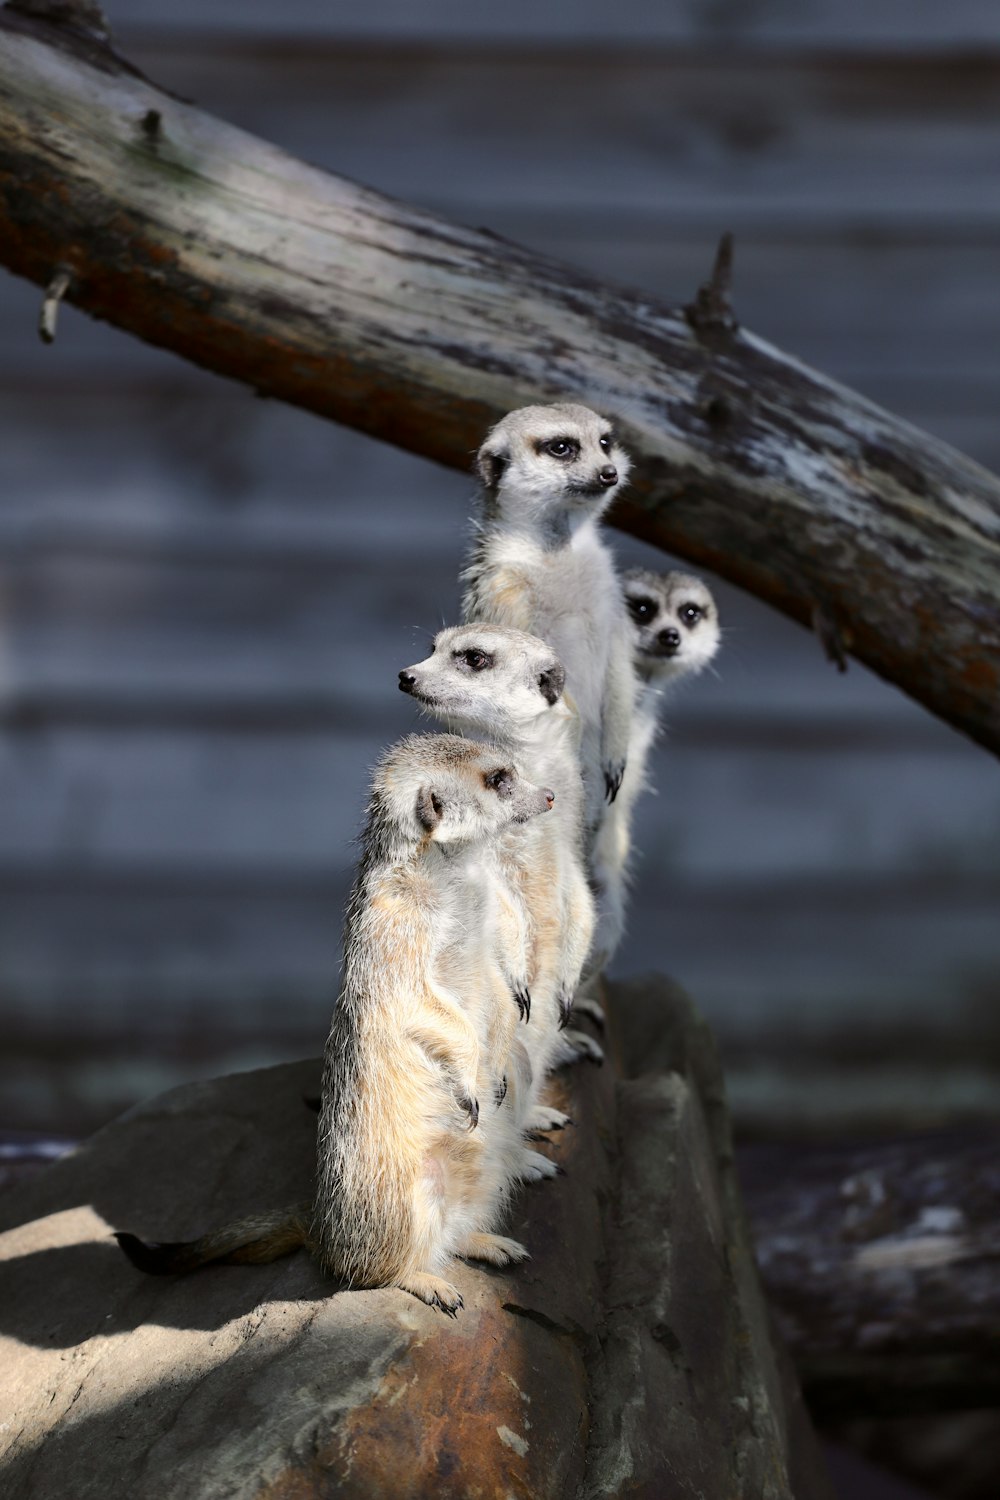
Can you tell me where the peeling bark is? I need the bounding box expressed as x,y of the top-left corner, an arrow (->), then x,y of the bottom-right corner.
1,10 -> 999,753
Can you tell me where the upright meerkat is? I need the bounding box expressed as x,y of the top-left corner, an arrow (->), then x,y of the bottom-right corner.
591,569 -> 721,963
117,734 -> 554,1316
400,623 -> 601,1133
462,403 -> 635,847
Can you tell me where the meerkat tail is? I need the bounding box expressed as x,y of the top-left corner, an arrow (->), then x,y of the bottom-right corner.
113,1201 -> 314,1276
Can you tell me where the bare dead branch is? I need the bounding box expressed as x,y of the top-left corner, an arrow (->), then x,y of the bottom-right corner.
1,13 -> 998,754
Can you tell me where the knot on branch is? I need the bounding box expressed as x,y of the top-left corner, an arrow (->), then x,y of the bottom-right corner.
811,599 -> 851,674
38,266 -> 71,344
685,232 -> 738,338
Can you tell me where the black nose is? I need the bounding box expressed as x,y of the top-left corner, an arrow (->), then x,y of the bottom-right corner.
658,628 -> 681,655
599,465 -> 618,487
398,671 -> 416,693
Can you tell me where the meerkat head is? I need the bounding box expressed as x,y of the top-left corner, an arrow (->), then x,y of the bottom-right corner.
399,624 -> 566,736
623,569 -> 721,684
476,403 -> 630,529
374,734 -> 554,848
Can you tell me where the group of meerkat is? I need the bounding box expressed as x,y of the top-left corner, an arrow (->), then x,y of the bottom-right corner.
115,403 -> 721,1316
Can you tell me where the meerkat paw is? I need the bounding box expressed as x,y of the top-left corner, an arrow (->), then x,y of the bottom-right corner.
603,759 -> 626,803
494,1074 -> 508,1107
520,1149 -> 564,1183
525,1105 -> 574,1133
511,986 -> 531,1023
557,1029 -> 605,1067
556,984 -> 574,1030
571,997 -> 605,1029
460,1232 -> 530,1268
398,1272 -> 464,1317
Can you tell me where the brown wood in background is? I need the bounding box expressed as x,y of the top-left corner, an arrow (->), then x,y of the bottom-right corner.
741,1129 -> 1000,1420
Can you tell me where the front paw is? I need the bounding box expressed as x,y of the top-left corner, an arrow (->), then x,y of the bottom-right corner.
557,985 -> 574,1030
604,760 -> 626,803
512,987 -> 531,1023
458,1092 -> 480,1129
494,1074 -> 508,1107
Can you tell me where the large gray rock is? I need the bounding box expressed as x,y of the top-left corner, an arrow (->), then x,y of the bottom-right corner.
0,976 -> 833,1499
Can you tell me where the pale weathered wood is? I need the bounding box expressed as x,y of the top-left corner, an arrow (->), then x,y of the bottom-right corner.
1,14 -> 999,755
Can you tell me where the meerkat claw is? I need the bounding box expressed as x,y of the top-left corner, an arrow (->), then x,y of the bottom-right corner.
604,761 -> 626,803
557,986 -> 574,1029
512,988 -> 531,1023
460,1093 -> 480,1129
495,1074 -> 508,1107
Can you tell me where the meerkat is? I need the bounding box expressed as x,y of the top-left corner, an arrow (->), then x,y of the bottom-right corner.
461,403 -> 636,849
591,569 -> 721,964
399,623 -> 602,1134
116,734 -> 555,1315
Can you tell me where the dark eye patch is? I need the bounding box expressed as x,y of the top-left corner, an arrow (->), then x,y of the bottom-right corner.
534,436 -> 580,461
453,647 -> 494,672
598,431 -> 615,453
679,603 -> 703,627
627,595 -> 658,625
483,767 -> 514,797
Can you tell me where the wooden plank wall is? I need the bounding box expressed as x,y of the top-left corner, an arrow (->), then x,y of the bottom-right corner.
2,1 -> 999,1132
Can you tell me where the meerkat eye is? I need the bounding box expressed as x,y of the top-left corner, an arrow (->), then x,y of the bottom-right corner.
599,434 -> 612,453
679,603 -> 703,627
455,647 -> 493,672
627,596 -> 658,625
484,768 -> 514,797
543,437 -> 579,461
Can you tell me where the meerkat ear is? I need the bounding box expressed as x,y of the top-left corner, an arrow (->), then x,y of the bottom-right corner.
476,439 -> 509,491
538,662 -> 566,705
415,786 -> 445,831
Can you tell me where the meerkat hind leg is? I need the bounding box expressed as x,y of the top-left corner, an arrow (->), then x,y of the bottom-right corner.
571,997 -> 605,1028
520,1149 -> 563,1182
460,1232 -> 530,1267
553,1029 -> 605,1067
525,1104 -> 573,1133
396,1270 -> 465,1317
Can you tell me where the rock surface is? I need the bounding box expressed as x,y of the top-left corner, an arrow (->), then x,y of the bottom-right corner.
0,975 -> 833,1499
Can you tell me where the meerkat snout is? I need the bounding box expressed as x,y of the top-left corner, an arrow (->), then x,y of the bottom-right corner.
398,670 -> 417,694
598,465 -> 618,487
658,627 -> 681,656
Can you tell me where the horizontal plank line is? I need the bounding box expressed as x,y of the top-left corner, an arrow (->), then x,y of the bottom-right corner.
0,697 -> 960,749
0,529 -> 447,573
120,31 -> 1000,64
0,866 -> 996,908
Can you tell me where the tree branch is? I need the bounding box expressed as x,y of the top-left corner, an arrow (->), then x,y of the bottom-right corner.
1,10 -> 999,754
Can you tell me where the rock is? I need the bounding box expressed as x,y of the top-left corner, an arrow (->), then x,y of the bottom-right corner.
0,976 -> 832,1499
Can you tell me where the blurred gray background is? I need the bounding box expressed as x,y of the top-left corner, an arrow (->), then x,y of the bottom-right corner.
2,0 -> 999,1137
